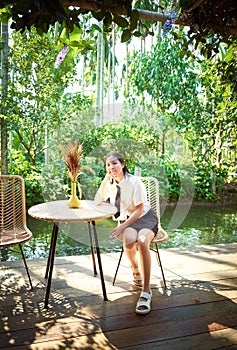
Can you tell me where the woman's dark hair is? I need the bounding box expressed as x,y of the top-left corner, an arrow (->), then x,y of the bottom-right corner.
104,152 -> 130,174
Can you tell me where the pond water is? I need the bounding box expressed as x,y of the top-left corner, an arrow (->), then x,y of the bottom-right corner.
1,204 -> 236,262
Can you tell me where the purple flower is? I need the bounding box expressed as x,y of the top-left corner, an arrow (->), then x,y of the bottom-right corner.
163,10 -> 178,36
163,19 -> 174,36
54,44 -> 70,69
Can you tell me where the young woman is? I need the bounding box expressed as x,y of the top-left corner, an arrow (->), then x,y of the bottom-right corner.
94,152 -> 159,315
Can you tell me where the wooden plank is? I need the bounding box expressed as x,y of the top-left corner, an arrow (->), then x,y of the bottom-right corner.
1,279 -> 236,330
1,308 -> 237,349
5,327 -> 237,350
0,244 -> 237,349
1,297 -> 237,347
120,328 -> 237,350
23,333 -> 118,350
101,312 -> 237,348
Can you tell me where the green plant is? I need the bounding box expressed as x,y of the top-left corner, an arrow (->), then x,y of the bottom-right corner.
194,162 -> 219,201
8,149 -> 43,206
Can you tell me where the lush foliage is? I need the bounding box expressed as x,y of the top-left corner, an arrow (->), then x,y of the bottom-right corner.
121,28 -> 236,201
1,0 -> 237,54
8,149 -> 43,206
179,0 -> 237,57
127,28 -> 201,149
0,27 -> 95,203
0,13 -> 236,206
4,29 -> 78,165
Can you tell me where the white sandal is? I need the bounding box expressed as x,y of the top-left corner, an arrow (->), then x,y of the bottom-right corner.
135,291 -> 152,315
131,267 -> 143,287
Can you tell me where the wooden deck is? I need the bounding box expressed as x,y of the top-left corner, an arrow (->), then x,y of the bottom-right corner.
1,243 -> 237,349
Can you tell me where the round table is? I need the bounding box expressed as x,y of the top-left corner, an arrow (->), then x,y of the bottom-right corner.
28,200 -> 117,308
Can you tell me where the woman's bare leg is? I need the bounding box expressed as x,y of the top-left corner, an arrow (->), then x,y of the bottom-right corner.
123,227 -> 139,268
137,229 -> 154,292
122,228 -> 142,285
135,229 -> 154,312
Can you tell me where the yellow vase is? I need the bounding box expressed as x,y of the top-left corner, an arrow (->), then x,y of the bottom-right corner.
67,182 -> 81,208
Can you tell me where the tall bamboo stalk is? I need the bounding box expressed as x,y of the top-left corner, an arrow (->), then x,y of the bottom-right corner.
100,27 -> 105,125
0,22 -> 9,174
95,22 -> 102,126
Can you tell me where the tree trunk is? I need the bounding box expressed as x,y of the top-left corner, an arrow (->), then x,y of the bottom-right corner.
100,28 -> 105,125
112,24 -> 115,116
0,22 -> 9,175
95,22 -> 102,126
107,36 -> 111,119
125,41 -> 129,95
63,1 -> 171,25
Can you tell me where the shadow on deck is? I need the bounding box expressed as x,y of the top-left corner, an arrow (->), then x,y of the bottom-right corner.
0,243 -> 237,349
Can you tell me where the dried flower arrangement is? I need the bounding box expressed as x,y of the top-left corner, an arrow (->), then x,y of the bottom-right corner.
60,141 -> 94,200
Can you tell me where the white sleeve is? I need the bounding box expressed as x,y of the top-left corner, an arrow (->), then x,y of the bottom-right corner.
132,180 -> 147,206
94,181 -> 111,205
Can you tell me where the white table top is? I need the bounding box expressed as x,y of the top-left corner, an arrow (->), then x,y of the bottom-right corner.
28,200 -> 117,223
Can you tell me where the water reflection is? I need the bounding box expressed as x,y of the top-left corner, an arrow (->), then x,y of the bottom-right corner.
1,204 -> 236,261
161,204 -> 237,248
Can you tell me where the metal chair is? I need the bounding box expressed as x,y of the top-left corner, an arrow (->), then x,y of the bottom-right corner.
112,176 -> 168,289
0,175 -> 33,289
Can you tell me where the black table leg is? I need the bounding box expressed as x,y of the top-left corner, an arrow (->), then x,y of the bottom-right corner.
88,222 -> 97,276
45,223 -> 57,279
91,221 -> 108,301
44,222 -> 59,308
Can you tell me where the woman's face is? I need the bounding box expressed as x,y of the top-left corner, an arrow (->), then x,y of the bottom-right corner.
105,155 -> 124,181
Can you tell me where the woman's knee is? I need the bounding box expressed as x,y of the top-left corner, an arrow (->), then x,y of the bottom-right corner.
137,239 -> 149,252
123,228 -> 137,246
137,230 -> 154,249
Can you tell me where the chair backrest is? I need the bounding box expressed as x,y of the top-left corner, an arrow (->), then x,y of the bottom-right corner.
0,175 -> 27,243
139,176 -> 168,242
139,176 -> 160,220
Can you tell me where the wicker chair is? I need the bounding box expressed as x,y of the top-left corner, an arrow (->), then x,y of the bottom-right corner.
0,175 -> 33,289
112,176 -> 168,289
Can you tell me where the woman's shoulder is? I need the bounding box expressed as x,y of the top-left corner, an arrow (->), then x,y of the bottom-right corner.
125,173 -> 143,185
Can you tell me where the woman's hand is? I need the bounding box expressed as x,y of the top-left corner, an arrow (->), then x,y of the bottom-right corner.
94,173 -> 112,205
110,225 -> 124,240
110,203 -> 144,237
104,173 -> 112,183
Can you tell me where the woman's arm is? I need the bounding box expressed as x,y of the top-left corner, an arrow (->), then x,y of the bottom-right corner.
110,202 -> 144,238
94,173 -> 111,205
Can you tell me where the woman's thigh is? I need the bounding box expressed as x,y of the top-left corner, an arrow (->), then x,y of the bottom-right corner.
119,227 -> 154,245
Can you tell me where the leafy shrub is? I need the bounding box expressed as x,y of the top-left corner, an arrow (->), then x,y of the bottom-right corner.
193,161 -> 227,201
8,149 -> 43,206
